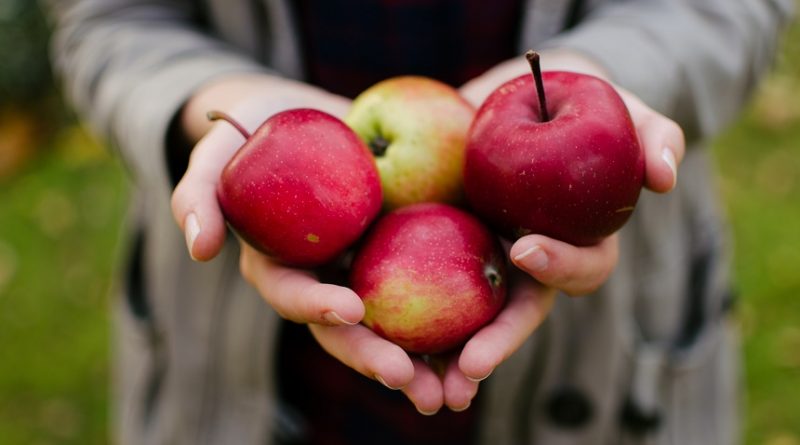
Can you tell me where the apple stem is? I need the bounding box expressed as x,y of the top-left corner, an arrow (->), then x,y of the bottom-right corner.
525,50 -> 550,122
207,110 -> 251,139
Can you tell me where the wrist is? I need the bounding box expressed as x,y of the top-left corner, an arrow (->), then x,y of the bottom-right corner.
461,49 -> 611,108
536,48 -> 611,81
179,74 -> 350,144
179,74 -> 277,144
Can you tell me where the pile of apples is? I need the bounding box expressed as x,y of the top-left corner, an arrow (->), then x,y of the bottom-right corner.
214,52 -> 644,356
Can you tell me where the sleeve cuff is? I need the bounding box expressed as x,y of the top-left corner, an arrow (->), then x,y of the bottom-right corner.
110,52 -> 269,191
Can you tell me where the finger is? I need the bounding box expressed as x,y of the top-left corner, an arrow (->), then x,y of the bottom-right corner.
309,323 -> 415,391
401,358 -> 446,416
459,58 -> 529,108
620,91 -> 686,193
240,243 -> 364,325
509,234 -> 619,296
170,121 -> 247,261
314,94 -> 352,120
640,114 -> 684,193
442,357 -> 479,412
458,277 -> 556,381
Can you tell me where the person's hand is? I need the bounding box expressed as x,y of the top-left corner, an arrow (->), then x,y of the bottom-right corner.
437,49 -> 687,411
304,235 -> 616,415
169,74 -> 426,413
308,267 -> 556,415
303,52 -> 661,416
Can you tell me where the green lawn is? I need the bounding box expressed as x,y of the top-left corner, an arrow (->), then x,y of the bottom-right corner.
712,20 -> 800,445
0,127 -> 128,444
0,19 -> 798,445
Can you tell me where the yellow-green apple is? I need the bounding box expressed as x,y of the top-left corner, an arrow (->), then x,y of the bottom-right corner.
464,51 -> 645,246
345,76 -> 475,210
349,203 -> 507,355
213,109 -> 382,267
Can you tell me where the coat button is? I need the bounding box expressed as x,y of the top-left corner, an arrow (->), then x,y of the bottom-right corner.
545,386 -> 593,429
620,397 -> 662,435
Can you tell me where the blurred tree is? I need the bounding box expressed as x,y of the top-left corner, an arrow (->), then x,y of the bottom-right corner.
0,0 -> 66,180
0,0 -> 67,181
0,0 -> 53,103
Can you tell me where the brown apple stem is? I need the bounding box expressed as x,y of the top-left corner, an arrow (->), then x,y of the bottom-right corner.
525,50 -> 550,122
207,110 -> 251,139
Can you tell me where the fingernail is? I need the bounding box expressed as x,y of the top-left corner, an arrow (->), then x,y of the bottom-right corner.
417,406 -> 439,416
466,368 -> 494,383
662,147 -> 677,190
322,311 -> 357,326
450,401 -> 471,413
513,245 -> 548,272
375,374 -> 402,390
185,213 -> 200,261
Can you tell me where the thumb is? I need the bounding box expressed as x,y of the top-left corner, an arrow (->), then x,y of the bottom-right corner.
618,90 -> 685,194
170,119 -> 248,261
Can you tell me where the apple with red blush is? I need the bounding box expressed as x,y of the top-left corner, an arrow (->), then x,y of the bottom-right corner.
213,108 -> 382,267
350,203 -> 507,355
464,51 -> 645,246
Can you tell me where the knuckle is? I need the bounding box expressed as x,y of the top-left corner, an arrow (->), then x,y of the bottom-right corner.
297,282 -> 324,308
170,183 -> 188,216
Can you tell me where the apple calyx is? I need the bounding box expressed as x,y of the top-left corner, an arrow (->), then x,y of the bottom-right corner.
207,110 -> 252,139
484,263 -> 503,289
369,134 -> 391,157
525,50 -> 550,123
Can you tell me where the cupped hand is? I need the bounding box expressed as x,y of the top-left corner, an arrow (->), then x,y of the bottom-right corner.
169,52 -> 686,416
436,49 -> 688,411
308,273 -> 556,415
306,234 -> 611,415
168,74 -> 418,409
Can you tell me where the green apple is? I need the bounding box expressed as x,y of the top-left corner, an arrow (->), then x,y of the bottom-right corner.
345,76 -> 476,210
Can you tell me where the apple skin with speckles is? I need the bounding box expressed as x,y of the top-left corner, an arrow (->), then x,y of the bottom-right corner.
350,203 -> 507,355
216,108 -> 382,267
464,71 -> 645,246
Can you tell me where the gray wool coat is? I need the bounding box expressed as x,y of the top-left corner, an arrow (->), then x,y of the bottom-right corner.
45,0 -> 794,444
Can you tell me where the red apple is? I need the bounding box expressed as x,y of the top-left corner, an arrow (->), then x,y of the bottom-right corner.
214,109 -> 382,267
350,203 -> 507,355
464,51 -> 645,246
345,76 -> 475,210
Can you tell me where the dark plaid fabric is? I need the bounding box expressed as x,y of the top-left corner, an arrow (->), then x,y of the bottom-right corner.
277,321 -> 481,445
278,1 -> 523,443
293,0 -> 524,98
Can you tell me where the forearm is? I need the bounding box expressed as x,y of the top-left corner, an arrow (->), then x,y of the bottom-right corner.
44,0 -> 269,184
459,48 -> 613,108
180,74 -> 350,144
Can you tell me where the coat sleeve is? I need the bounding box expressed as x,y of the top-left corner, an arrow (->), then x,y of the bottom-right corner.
545,0 -> 795,141
44,0 -> 270,185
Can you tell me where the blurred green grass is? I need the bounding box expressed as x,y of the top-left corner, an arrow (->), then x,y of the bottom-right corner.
711,18 -> 800,445
0,10 -> 798,445
0,126 -> 128,444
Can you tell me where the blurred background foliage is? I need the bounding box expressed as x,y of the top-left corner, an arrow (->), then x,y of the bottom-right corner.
0,2 -> 798,444
1,2 -> 126,444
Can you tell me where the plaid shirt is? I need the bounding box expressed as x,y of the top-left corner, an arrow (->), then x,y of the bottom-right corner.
279,1 -> 523,444
293,0 -> 524,98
